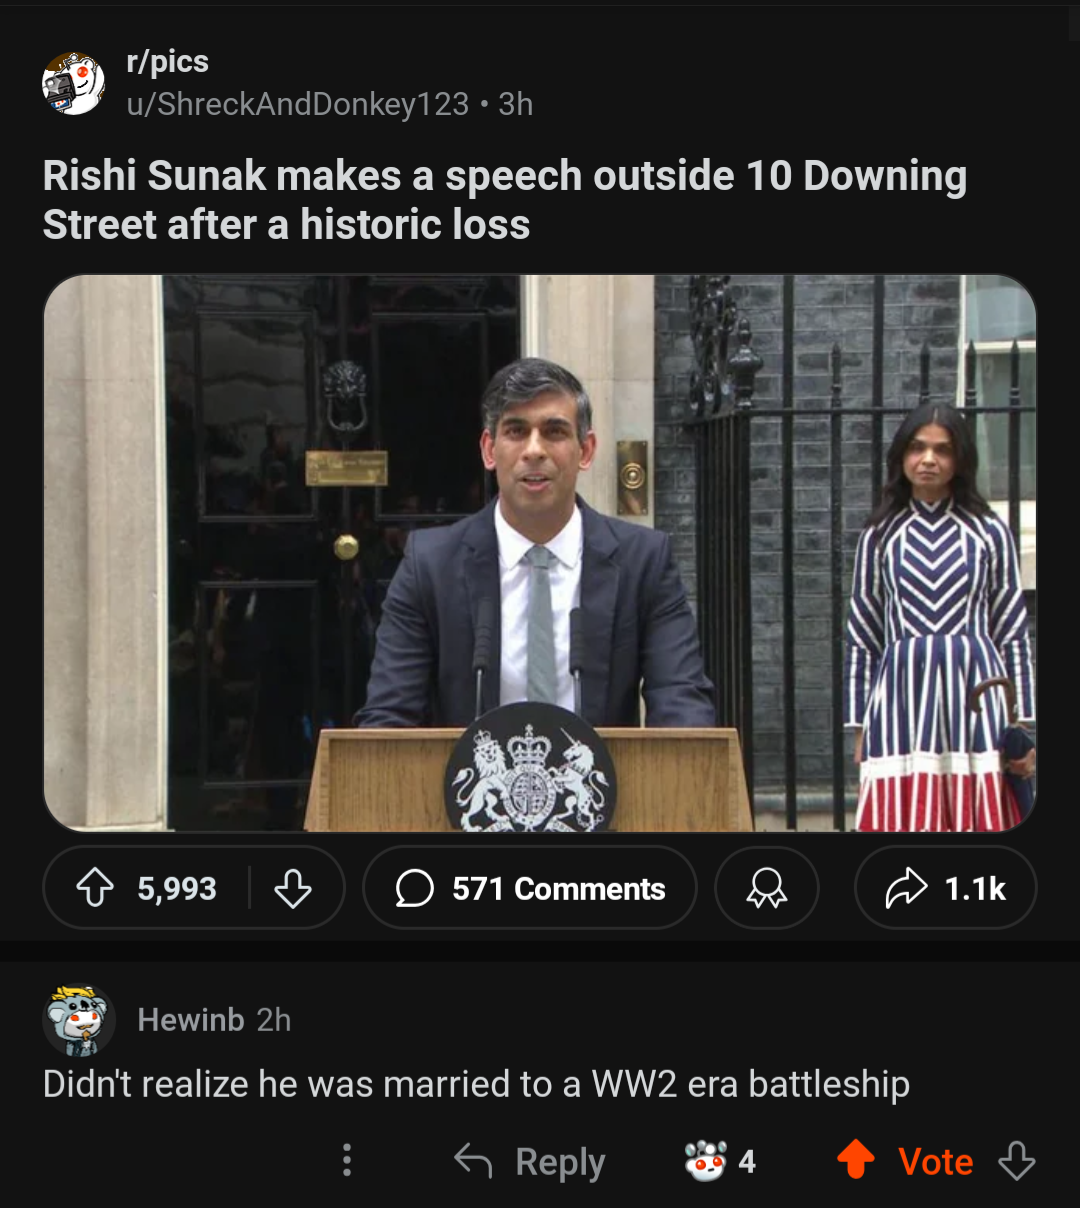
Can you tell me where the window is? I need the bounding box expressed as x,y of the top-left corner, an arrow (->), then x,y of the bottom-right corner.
958,275 -> 1035,587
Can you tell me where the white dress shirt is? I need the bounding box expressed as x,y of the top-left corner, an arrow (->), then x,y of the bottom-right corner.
494,502 -> 582,712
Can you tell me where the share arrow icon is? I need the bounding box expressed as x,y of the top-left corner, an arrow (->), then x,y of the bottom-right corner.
885,866 -> 928,909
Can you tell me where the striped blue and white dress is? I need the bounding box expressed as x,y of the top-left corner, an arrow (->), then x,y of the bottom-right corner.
845,496 -> 1035,832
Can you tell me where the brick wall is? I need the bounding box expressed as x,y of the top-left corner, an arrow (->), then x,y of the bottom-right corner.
653,275 -> 700,608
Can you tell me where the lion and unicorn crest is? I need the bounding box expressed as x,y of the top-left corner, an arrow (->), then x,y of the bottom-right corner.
451,722 -> 610,832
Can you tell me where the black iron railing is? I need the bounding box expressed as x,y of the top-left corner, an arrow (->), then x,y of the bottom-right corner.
685,274 -> 1035,829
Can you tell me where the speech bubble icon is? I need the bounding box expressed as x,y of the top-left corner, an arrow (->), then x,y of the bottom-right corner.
395,868 -> 435,908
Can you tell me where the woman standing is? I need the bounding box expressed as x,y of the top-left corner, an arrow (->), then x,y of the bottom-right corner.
845,403 -> 1035,831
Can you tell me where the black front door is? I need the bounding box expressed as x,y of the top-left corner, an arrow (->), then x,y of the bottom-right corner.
164,275 -> 519,830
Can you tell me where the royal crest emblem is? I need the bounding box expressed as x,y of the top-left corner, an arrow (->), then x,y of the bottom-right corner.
444,703 -> 616,833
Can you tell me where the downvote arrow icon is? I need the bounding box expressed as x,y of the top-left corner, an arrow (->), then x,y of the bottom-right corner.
273,869 -> 312,909
885,866 -> 928,909
837,1139 -> 875,1179
998,1140 -> 1036,1181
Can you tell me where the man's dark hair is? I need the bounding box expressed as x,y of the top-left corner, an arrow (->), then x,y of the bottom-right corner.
481,357 -> 592,444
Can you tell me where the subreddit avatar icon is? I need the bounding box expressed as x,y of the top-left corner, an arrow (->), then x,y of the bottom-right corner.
685,1140 -> 727,1182
43,52 -> 105,114
45,985 -> 111,1056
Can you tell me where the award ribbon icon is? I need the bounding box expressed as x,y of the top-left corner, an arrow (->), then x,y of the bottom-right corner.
746,866 -> 788,909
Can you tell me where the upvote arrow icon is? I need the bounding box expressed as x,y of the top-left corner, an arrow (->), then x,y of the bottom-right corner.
837,1139 -> 875,1179
76,866 -> 114,907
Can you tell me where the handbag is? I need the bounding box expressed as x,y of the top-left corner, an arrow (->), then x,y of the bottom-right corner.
969,676 -> 1035,820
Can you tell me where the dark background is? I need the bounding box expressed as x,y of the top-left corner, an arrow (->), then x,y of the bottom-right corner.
28,8 -> 1064,943
16,960 -> 1067,1200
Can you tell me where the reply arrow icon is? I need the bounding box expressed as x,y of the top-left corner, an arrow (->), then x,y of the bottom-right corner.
455,1142 -> 492,1178
837,1139 -> 875,1179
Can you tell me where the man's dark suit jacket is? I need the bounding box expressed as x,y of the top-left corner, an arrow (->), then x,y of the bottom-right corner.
356,496 -> 716,728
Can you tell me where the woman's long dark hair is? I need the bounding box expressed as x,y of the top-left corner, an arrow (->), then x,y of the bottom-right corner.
868,402 -> 991,527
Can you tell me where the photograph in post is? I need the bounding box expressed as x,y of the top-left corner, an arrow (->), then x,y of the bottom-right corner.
43,273 -> 1034,835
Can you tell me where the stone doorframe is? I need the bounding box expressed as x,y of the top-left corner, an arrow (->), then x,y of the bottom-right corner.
43,274 -> 654,830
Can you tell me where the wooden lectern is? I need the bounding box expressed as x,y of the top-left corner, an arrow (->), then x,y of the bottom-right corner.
304,728 -> 752,832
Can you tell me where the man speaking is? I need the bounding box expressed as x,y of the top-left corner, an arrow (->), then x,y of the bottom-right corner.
356,357 -> 715,728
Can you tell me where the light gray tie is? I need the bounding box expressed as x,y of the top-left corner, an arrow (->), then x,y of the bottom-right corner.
525,545 -> 557,703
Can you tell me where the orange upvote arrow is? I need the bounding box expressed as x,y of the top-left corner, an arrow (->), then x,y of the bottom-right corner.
837,1139 -> 875,1179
